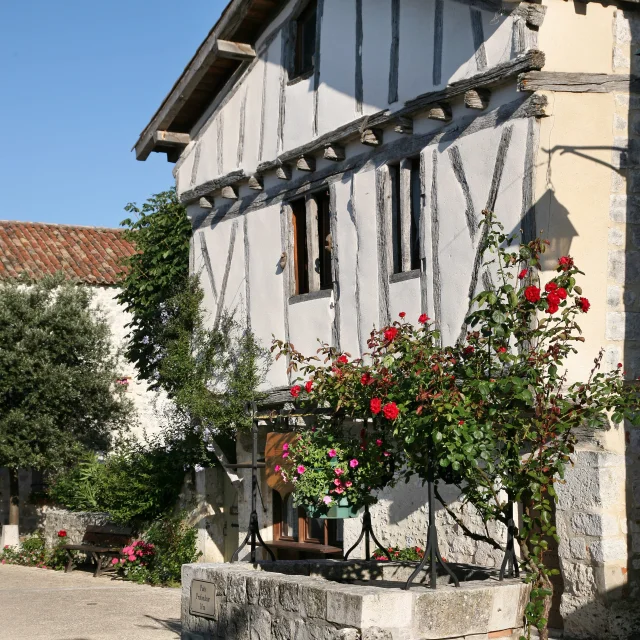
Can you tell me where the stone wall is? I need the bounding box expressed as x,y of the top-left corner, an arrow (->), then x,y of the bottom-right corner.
42,509 -> 111,549
181,561 -> 529,640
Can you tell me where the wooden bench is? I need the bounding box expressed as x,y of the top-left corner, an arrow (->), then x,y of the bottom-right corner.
62,525 -> 133,578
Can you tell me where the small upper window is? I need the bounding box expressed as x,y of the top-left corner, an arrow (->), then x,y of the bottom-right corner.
293,0 -> 317,78
390,158 -> 421,274
291,190 -> 332,296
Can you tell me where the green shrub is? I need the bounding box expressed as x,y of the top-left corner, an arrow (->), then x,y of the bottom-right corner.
372,545 -> 424,562
115,516 -> 201,587
1,531 -> 67,570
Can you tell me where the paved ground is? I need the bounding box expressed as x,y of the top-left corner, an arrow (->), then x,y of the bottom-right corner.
0,564 -> 181,640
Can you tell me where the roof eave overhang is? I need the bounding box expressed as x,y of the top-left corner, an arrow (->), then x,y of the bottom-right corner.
134,0 -> 282,162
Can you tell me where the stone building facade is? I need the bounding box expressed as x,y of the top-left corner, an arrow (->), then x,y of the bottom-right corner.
135,0 -> 640,636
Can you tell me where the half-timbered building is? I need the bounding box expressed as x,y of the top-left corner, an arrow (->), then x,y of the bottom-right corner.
136,0 -> 640,634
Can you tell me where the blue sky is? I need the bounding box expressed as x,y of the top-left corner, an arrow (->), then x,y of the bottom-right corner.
0,1 -> 227,228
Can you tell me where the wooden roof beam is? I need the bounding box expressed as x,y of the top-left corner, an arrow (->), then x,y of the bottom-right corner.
153,131 -> 191,147
215,40 -> 256,61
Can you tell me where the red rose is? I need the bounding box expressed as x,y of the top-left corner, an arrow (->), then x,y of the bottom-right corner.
384,327 -> 398,342
497,346 -> 507,353
547,292 -> 560,306
382,402 -> 399,420
545,282 -> 558,293
290,385 -> 301,398
547,302 -> 559,314
578,297 -> 590,313
304,380 -> 313,393
618,363 -> 623,368
418,314 -> 429,324
399,312 -> 406,318
337,355 -> 348,364
518,269 -> 528,280
559,256 -> 574,271
525,286 -> 541,303
557,287 -> 567,300
360,373 -> 372,386
463,346 -> 474,355
370,398 -> 382,415
57,530 -> 67,538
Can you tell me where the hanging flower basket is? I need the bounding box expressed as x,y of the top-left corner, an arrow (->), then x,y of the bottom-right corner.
304,497 -> 363,519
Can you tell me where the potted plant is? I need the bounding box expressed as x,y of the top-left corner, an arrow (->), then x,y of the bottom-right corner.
273,424 -> 395,518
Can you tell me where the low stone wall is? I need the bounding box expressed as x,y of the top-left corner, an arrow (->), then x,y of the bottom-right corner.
42,509 -> 111,549
181,560 -> 530,640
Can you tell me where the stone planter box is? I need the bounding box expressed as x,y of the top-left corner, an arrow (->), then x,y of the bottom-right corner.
181,560 -> 530,640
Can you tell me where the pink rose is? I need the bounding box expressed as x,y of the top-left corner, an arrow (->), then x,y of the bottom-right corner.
282,443 -> 289,451
335,468 -> 344,476
282,451 -> 289,458
297,465 -> 306,474
334,478 -> 342,486
111,558 -> 119,565
323,496 -> 332,505
383,451 -> 390,457
345,481 -> 353,487
128,555 -> 136,562
335,487 -> 345,494
328,448 -> 337,458
376,439 -> 383,447
349,459 -> 359,469
274,465 -> 281,473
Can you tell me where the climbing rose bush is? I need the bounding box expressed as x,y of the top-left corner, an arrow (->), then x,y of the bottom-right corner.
274,211 -> 639,640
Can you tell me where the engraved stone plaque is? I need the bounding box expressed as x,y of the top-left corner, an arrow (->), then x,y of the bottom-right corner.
189,580 -> 216,619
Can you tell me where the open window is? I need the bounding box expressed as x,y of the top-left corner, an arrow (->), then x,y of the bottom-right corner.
292,0 -> 317,79
389,158 -> 421,275
290,189 -> 332,296
271,492 -> 342,558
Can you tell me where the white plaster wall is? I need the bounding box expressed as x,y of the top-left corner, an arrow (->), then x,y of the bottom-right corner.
288,296 -> 333,359
91,286 -> 165,440
317,0 -> 357,133
246,203 -> 289,390
388,277 -> 422,324
175,0 -> 524,197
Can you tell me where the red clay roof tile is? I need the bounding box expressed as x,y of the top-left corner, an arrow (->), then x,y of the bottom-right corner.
0,220 -> 136,286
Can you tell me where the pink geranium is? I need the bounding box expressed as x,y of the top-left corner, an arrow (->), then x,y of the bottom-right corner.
349,459 -> 359,468
297,465 -> 306,474
328,449 -> 337,458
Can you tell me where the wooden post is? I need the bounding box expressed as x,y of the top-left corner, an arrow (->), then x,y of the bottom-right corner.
9,468 -> 19,526
400,158 -> 413,273
305,195 -> 321,292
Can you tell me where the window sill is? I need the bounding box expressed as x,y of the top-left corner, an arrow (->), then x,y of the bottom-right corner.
389,269 -> 420,284
266,539 -> 342,555
288,68 -> 314,86
289,288 -> 332,305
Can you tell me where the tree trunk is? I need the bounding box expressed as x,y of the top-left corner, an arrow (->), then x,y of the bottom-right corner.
8,468 -> 19,526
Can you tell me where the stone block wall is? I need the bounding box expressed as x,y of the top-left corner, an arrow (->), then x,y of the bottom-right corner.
181,561 -> 529,640
42,509 -> 111,549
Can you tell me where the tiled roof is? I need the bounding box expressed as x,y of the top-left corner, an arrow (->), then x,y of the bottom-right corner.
0,220 -> 136,286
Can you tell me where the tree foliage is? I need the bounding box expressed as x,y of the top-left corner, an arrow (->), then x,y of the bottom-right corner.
117,189 -> 269,442
0,275 -> 132,473
117,188 -> 192,388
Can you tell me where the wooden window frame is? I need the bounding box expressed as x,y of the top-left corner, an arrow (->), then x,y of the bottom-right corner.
291,0 -> 318,80
272,492 -> 336,548
289,189 -> 332,298
388,157 -> 421,275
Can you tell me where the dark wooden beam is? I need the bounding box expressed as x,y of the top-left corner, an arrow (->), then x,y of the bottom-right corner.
179,169 -> 245,204
518,71 -> 640,94
323,145 -> 345,162
215,40 -> 256,61
465,88 -> 491,110
297,155 -> 316,172
154,131 -> 191,147
427,103 -> 452,122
